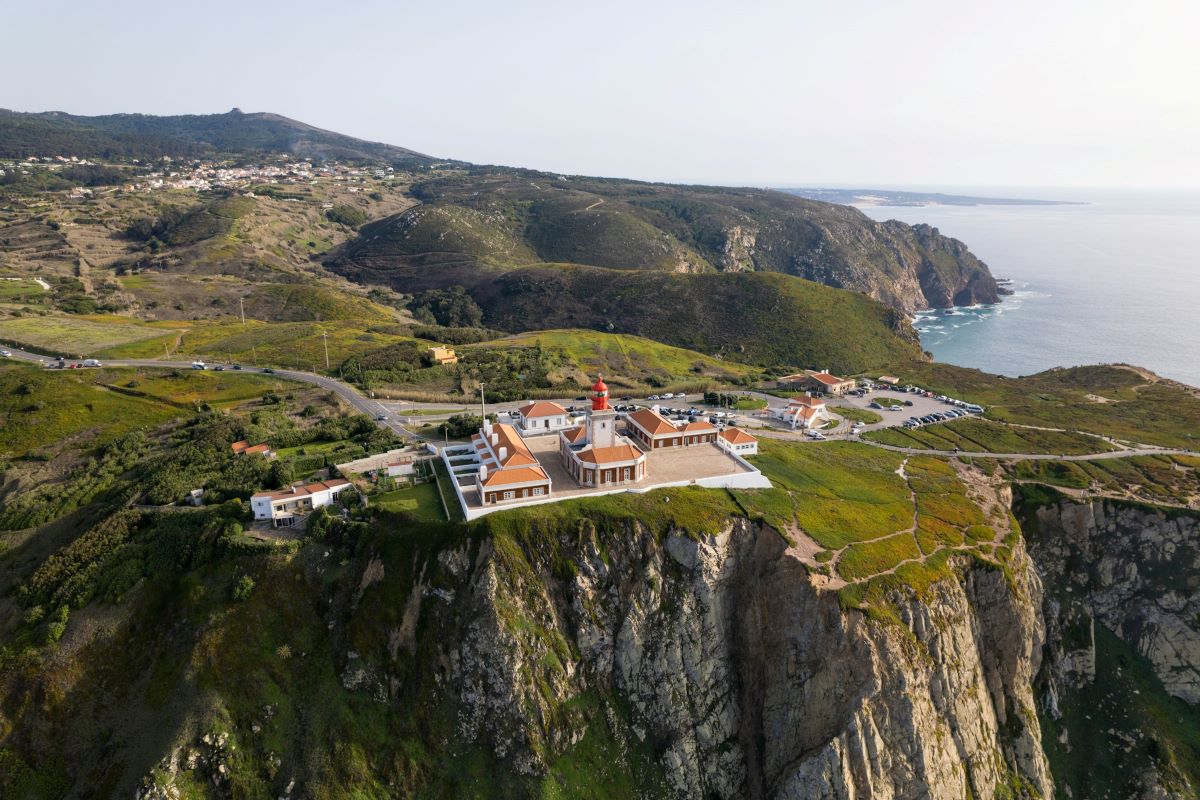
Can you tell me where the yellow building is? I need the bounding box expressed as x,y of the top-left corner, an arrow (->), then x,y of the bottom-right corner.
428,346 -> 458,365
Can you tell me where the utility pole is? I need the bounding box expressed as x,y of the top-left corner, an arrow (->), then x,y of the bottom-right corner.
478,382 -> 486,421
321,330 -> 330,370
251,345 -> 257,366
239,297 -> 246,325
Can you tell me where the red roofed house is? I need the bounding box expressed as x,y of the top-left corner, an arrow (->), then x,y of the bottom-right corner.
803,370 -> 855,396
472,419 -> 552,505
251,479 -> 352,527
231,440 -> 274,458
717,427 -> 758,456
625,406 -> 718,449
514,400 -> 573,434
559,376 -> 647,487
772,394 -> 831,430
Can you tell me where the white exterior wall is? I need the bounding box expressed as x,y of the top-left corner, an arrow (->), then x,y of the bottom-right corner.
520,414 -> 571,433
251,497 -> 274,520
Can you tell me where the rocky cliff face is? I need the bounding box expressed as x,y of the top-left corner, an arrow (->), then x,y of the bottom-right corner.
1027,499 -> 1200,704
420,517 -> 1052,798
1021,495 -> 1200,798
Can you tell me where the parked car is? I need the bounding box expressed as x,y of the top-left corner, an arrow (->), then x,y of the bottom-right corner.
648,395 -> 660,401
213,365 -> 226,371
263,368 -> 275,374
0,350 -> 11,357
575,396 -> 587,401
232,364 -> 243,370
620,396 -> 633,401
376,414 -> 388,421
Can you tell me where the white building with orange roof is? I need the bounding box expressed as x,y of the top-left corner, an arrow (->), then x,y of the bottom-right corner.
472,419 -> 552,506
772,393 -> 831,430
717,427 -> 758,456
514,400 -> 573,434
559,376 -> 647,487
250,479 -> 352,527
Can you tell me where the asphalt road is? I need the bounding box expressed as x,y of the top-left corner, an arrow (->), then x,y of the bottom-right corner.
0,347 -> 417,440
6,349 -> 1198,461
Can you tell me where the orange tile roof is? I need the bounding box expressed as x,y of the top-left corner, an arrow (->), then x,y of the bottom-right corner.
719,428 -> 756,444
517,400 -> 567,418
681,420 -> 716,433
577,444 -> 643,465
473,424 -> 539,467
789,395 -> 825,407
627,409 -> 678,437
481,465 -> 549,487
809,372 -> 847,385
562,425 -> 588,444
231,440 -> 249,453
243,443 -> 271,455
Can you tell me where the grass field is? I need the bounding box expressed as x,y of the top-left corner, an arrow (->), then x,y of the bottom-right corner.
739,440 -> 910,549
373,483 -> 445,522
1007,454 -> 1200,503
888,362 -> 1200,450
864,416 -> 1119,455
105,319 -> 419,369
831,405 -> 883,425
0,279 -> 48,300
0,315 -> 179,356
838,534 -> 921,580
467,329 -> 757,385
0,363 -> 285,457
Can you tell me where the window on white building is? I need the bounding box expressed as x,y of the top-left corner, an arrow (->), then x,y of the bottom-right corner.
532,487 -> 545,496
623,468 -> 631,480
503,491 -> 515,500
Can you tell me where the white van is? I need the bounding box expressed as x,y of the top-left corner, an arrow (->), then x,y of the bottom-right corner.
191,361 -> 207,370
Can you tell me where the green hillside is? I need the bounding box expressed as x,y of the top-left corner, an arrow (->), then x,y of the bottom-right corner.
334,169 -> 1000,313
0,108 -> 436,164
468,265 -> 922,372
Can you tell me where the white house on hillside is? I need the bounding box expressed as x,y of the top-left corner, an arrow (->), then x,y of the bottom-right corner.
251,479 -> 353,527
717,427 -> 758,456
772,394 -> 830,430
514,400 -> 574,434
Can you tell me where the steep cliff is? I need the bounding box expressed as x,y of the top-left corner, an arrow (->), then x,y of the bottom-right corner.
323,513 -> 1051,799
1019,491 -> 1200,798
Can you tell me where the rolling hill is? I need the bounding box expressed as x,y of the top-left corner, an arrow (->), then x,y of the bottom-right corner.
331,168 -> 1001,314
0,108 -> 437,165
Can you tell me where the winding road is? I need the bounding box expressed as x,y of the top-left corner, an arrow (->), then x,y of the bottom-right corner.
3,346 -> 1199,462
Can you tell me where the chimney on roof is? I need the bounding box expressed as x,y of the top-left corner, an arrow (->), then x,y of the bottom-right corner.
479,464 -> 488,483
491,432 -> 499,447
498,446 -> 508,462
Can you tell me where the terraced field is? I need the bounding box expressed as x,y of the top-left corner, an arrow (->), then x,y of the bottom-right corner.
864,416 -> 1120,455
735,439 -> 1019,618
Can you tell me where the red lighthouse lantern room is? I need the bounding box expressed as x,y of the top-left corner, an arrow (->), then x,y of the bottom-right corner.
591,375 -> 610,411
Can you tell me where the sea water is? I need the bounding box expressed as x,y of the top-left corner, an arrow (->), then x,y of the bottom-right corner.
857,189 -> 1200,389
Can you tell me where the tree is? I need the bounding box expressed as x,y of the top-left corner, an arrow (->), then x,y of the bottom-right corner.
269,460 -> 294,489
408,286 -> 484,328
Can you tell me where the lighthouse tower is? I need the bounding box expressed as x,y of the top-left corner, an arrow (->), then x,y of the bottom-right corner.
587,375 -> 617,448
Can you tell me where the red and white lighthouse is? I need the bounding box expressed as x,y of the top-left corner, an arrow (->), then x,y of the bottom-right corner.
591,374 -> 611,411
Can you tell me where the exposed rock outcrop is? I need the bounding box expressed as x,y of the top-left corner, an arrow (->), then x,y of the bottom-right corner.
1027,499 -> 1200,704
441,518 -> 1051,798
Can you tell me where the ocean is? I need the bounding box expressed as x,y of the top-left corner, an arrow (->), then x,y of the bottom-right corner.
856,189 -> 1200,389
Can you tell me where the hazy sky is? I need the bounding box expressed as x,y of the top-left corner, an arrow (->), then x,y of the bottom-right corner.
4,0 -> 1198,188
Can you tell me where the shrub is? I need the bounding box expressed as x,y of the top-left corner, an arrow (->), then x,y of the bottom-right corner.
232,575 -> 256,602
